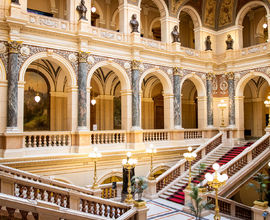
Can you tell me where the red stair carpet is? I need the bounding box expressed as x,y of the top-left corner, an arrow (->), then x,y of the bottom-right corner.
167,142 -> 253,205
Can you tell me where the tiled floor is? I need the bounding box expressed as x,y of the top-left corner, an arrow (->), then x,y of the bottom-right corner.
147,198 -> 231,220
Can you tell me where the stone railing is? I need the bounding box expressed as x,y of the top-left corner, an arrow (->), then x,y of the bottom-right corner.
184,129 -> 203,139
143,130 -> 170,142
220,133 -> 270,178
141,37 -> 167,50
90,130 -> 127,144
207,194 -> 252,220
153,132 -> 222,194
0,171 -> 140,219
28,12 -> 70,31
23,131 -> 71,148
100,182 -> 123,199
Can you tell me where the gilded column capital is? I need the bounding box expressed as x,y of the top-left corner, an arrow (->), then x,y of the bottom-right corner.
225,72 -> 234,80
8,41 -> 22,53
206,72 -> 215,80
173,67 -> 183,75
131,60 -> 141,70
79,51 -> 89,63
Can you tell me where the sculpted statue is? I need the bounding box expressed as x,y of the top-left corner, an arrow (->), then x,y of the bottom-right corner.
171,25 -> 180,43
130,14 -> 139,33
205,36 -> 212,51
226,34 -> 234,50
77,0 -> 88,21
11,0 -> 20,4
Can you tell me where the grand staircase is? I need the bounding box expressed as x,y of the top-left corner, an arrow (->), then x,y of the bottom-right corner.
160,141 -> 254,205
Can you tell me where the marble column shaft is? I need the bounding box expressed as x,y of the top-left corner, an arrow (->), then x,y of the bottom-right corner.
7,42 -> 21,128
228,74 -> 235,125
78,53 -> 88,127
131,61 -> 141,128
173,71 -> 181,127
206,75 -> 214,126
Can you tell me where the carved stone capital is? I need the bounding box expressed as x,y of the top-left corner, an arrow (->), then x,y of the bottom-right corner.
226,72 -> 234,80
8,41 -> 22,53
206,72 -> 215,80
79,52 -> 89,63
173,67 -> 183,75
131,60 -> 141,70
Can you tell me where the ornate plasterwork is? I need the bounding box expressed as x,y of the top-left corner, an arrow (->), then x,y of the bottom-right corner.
218,0 -> 234,27
204,0 -> 217,28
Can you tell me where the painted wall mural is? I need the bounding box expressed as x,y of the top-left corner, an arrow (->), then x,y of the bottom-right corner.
24,71 -> 50,131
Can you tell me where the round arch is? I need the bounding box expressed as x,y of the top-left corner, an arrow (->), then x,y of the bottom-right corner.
148,17 -> 161,38
139,68 -> 173,95
147,164 -> 170,178
177,5 -> 202,29
87,61 -> 131,91
19,52 -> 77,86
0,58 -> 6,81
111,9 -> 119,30
143,76 -> 161,98
235,1 -> 270,26
138,0 -> 169,17
98,171 -> 122,185
180,73 -> 206,97
236,71 -> 270,97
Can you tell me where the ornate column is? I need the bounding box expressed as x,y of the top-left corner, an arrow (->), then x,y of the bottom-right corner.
206,72 -> 215,127
131,60 -> 141,129
226,72 -> 235,126
77,52 -> 88,130
173,67 -> 182,129
6,41 -> 22,132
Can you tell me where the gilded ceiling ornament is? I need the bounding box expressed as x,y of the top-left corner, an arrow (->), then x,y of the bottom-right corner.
131,60 -> 141,70
79,51 -> 89,63
219,0 -> 233,27
8,41 -> 22,53
206,72 -> 215,80
204,0 -> 216,28
225,72 -> 234,80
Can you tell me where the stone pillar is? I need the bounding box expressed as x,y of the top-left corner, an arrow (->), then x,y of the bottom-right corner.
120,90 -> 132,130
6,41 -> 22,132
235,96 -> 245,139
77,52 -> 88,130
131,60 -> 141,130
206,72 -> 215,127
163,93 -> 174,129
226,72 -> 235,127
173,67 -> 182,129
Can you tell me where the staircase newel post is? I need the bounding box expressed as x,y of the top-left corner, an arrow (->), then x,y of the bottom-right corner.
144,179 -> 158,199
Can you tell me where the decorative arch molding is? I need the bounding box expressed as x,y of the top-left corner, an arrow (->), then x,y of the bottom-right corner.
177,5 -> 202,29
138,0 -> 169,18
111,9 -> 119,30
148,17 -> 161,38
143,76 -> 161,98
180,73 -> 206,97
0,58 -> 6,81
104,73 -> 120,95
98,171 -> 123,185
87,60 -> 131,91
140,68 -> 173,95
235,71 -> 270,97
235,1 -> 270,26
147,164 -> 170,178
19,52 -> 77,87
258,79 -> 269,98
91,74 -> 104,95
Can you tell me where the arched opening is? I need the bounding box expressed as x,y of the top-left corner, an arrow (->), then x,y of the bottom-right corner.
141,74 -> 164,129
101,176 -> 123,184
181,79 -> 198,128
243,76 -> 269,138
27,0 -> 67,19
23,59 -> 70,131
179,11 -> 195,49
242,6 -> 268,47
140,0 -> 161,41
90,67 -> 122,130
91,0 -> 119,31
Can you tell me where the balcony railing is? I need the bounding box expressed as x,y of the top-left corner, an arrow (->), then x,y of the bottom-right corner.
90,130 -> 126,144
143,130 -> 170,142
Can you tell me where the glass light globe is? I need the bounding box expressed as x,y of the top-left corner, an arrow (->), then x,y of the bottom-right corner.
91,99 -> 96,105
127,152 -> 132,158
217,173 -> 223,182
91,6 -> 96,13
268,161 -> 270,167
263,23 -> 268,29
213,163 -> 220,171
34,95 -> 41,103
188,146 -> 192,152
222,174 -> 228,181
205,173 -> 213,182
122,159 -> 127,165
191,152 -> 197,158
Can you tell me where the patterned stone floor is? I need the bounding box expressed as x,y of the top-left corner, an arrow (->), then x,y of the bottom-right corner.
147,198 -> 231,220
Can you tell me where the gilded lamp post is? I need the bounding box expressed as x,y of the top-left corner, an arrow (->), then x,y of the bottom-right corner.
146,144 -> 157,180
183,146 -> 197,190
218,99 -> 227,127
122,152 -> 137,204
89,147 -> 102,190
205,163 -> 228,220
264,95 -> 270,128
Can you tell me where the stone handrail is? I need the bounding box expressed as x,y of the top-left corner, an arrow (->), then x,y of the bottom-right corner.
154,132 -> 222,193
220,133 -> 270,178
143,129 -> 170,142
0,171 -> 136,219
207,194 -> 252,220
23,131 -> 72,148
184,129 -> 203,139
0,164 -> 95,196
90,130 -> 127,144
